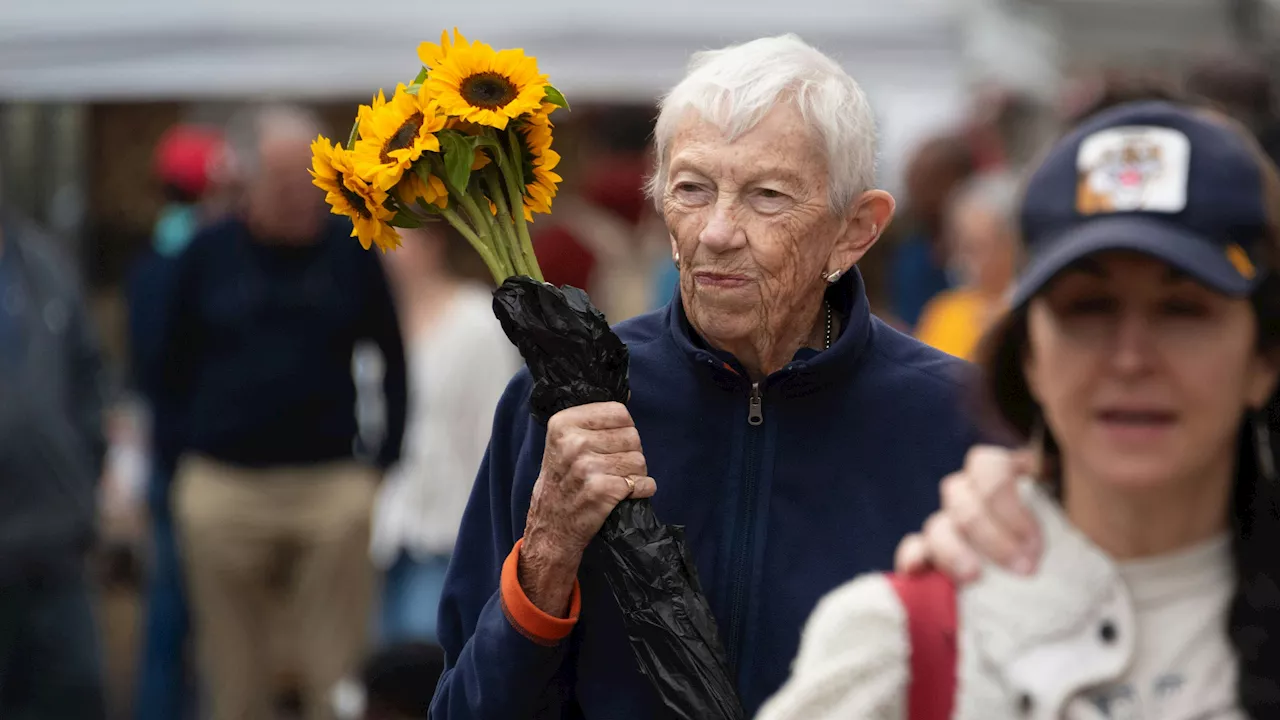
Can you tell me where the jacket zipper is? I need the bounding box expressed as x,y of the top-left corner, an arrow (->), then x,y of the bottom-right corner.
727,381 -> 763,677
747,382 -> 763,426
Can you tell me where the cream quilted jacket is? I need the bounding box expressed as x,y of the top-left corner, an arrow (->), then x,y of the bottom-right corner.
756,484 -> 1242,720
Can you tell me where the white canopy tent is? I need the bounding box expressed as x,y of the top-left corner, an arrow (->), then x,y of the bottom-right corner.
0,0 -> 1059,187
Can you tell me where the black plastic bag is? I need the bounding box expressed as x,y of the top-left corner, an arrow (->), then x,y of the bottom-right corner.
492,277 -> 745,720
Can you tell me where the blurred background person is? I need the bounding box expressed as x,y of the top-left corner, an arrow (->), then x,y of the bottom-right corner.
0,162 -> 109,718
369,225 -> 520,646
914,171 -> 1020,361
887,134 -> 977,330
126,122 -> 228,720
153,104 -> 407,720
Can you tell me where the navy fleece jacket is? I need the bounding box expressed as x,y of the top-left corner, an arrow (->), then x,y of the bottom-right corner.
431,270 -> 984,719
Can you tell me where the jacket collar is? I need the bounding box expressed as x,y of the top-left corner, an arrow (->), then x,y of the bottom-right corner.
962,483 -> 1138,718
664,266 -> 874,392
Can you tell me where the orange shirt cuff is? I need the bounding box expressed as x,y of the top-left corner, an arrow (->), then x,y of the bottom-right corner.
500,537 -> 581,646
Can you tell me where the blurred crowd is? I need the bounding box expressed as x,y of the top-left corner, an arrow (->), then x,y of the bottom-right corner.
3,49 -> 1280,720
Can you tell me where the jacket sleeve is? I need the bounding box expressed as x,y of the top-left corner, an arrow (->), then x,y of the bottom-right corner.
755,574 -> 909,720
430,370 -> 581,720
126,254 -> 179,403
363,252 -> 407,470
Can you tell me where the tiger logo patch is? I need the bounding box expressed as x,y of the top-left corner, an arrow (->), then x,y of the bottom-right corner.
1075,126 -> 1190,215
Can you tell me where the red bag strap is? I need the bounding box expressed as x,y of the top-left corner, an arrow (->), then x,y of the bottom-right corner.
886,571 -> 958,720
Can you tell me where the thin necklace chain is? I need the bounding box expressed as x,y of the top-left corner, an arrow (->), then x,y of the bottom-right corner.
824,302 -> 833,350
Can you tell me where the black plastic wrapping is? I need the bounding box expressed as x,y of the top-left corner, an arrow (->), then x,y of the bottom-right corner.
492,277 -> 629,421
492,277 -> 745,720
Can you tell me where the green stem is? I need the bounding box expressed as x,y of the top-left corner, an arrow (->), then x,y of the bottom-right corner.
441,207 -> 505,285
503,128 -> 544,282
471,183 -> 522,277
455,186 -> 513,280
482,167 -> 526,277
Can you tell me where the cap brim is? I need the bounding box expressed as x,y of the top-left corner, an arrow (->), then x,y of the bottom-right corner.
1011,216 -> 1259,308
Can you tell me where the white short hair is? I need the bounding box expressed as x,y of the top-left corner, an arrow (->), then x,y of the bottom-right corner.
646,34 -> 878,215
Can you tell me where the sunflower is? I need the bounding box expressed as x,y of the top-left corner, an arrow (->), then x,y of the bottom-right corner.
353,84 -> 447,191
514,113 -> 562,220
357,88 -> 388,129
420,29 -> 549,130
396,168 -> 449,211
310,136 -> 400,252
417,27 -> 460,69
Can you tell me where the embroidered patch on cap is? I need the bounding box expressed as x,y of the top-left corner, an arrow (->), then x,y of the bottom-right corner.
1076,126 -> 1190,215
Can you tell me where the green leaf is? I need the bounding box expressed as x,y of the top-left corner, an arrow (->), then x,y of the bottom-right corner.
412,66 -> 429,85
473,134 -> 502,152
471,134 -> 503,168
438,131 -> 478,192
346,119 -> 360,151
542,85 -> 570,111
390,209 -> 423,229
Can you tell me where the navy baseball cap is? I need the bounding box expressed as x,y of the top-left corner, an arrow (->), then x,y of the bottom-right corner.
1012,100 -> 1270,308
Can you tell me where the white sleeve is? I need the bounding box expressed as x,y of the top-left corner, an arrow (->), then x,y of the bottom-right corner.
756,574 -> 909,720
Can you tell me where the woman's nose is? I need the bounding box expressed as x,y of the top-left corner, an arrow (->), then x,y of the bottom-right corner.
1109,311 -> 1157,375
698,199 -> 745,252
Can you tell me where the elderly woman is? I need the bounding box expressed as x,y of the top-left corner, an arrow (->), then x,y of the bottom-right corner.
759,101 -> 1280,719
430,35 -> 984,719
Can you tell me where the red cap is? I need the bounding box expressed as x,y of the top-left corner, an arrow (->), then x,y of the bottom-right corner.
153,125 -> 225,198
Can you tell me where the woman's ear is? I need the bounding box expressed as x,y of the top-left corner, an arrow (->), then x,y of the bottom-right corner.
827,190 -> 895,272
1247,351 -> 1280,410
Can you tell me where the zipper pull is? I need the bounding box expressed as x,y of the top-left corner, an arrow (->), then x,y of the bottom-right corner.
748,382 -> 763,426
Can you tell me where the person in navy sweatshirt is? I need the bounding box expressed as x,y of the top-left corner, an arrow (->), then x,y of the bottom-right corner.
155,105 -> 407,720
431,34 -> 985,719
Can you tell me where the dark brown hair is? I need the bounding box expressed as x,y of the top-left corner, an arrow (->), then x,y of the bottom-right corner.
977,105 -> 1280,711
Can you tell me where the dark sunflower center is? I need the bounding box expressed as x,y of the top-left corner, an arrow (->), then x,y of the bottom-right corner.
460,73 -> 519,110
380,112 -> 425,163
337,173 -> 372,219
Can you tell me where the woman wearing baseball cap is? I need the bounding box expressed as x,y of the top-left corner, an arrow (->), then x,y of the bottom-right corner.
758,100 -> 1280,718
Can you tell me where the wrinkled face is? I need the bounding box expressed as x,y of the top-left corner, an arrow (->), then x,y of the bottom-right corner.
662,103 -> 849,345
1024,252 -> 1278,494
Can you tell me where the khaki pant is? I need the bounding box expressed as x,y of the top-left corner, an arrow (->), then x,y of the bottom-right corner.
175,455 -> 377,720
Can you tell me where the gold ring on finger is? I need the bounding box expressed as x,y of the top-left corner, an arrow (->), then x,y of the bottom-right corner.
623,475 -> 637,495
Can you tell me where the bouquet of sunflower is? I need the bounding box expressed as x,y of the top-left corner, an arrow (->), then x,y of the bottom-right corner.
310,30 -> 743,720
310,29 -> 564,284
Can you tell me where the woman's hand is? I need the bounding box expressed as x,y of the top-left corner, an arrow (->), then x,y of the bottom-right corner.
894,446 -> 1043,583
519,402 -> 656,616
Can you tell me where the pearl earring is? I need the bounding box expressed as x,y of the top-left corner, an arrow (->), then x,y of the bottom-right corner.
674,251 -> 680,263
824,268 -> 843,284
